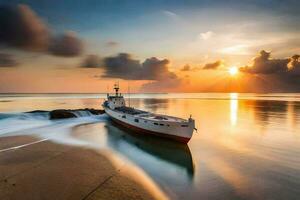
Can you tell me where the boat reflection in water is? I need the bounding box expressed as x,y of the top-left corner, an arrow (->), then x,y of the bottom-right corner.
104,120 -> 195,186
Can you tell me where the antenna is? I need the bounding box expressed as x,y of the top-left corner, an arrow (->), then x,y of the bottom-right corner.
128,82 -> 131,108
106,84 -> 109,98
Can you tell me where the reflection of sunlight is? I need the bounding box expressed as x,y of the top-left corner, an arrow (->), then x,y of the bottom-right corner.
230,93 -> 238,126
287,101 -> 296,130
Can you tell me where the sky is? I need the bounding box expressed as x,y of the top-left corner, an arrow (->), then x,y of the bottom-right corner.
0,0 -> 299,93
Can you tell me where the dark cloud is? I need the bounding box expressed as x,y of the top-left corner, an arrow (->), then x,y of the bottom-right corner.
202,60 -> 223,70
0,4 -> 49,51
0,53 -> 18,67
103,53 -> 141,79
239,50 -> 300,91
49,32 -> 83,57
0,4 -> 83,57
239,50 -> 300,76
102,53 -> 176,80
81,55 -> 101,68
239,50 -> 289,74
140,57 -> 175,80
101,53 -> 182,91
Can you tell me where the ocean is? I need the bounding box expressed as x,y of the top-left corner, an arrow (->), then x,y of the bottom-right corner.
0,93 -> 300,200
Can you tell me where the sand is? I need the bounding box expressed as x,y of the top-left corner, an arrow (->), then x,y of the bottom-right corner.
0,135 -> 168,200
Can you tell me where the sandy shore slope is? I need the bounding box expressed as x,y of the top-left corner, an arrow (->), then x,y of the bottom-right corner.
0,135 -> 168,200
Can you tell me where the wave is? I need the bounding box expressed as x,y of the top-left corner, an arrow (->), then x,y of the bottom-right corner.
0,110 -> 107,137
70,110 -> 94,117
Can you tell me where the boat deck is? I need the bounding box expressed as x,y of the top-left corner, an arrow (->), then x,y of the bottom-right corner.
115,106 -> 148,115
114,106 -> 187,123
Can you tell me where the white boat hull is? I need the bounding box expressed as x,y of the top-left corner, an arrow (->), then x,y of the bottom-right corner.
104,107 -> 194,143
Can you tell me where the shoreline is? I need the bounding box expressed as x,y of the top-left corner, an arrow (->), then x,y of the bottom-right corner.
0,135 -> 167,200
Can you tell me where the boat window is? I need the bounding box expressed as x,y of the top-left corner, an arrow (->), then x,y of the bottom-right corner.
134,119 -> 139,123
167,124 -> 170,127
122,115 -> 126,119
160,124 -> 164,126
181,124 -> 188,127
154,122 -> 158,125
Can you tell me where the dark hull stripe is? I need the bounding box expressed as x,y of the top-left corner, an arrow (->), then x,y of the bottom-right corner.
109,116 -> 191,144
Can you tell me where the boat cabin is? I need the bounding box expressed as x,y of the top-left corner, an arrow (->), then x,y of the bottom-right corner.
105,83 -> 126,109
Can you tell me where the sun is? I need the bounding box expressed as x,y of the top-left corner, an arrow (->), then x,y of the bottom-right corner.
228,66 -> 238,76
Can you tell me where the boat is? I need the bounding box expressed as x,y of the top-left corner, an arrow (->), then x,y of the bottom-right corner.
102,83 -> 196,143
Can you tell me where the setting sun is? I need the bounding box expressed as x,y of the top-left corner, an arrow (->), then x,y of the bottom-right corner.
229,66 -> 238,76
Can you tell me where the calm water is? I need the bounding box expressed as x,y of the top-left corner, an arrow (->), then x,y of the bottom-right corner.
0,93 -> 300,200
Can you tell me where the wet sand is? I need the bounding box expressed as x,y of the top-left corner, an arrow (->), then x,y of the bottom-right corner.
0,135 -> 167,200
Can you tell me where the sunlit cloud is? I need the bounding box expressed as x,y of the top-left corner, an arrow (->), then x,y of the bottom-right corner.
199,31 -> 215,40
220,44 -> 250,55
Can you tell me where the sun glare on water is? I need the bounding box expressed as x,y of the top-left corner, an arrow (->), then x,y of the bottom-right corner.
229,66 -> 238,76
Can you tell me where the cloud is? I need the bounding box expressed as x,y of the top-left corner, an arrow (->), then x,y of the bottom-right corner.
0,4 -> 83,57
0,53 -> 18,67
200,31 -> 215,40
102,53 -> 141,79
239,50 -> 289,74
49,32 -> 83,57
287,54 -> 300,76
181,61 -> 223,72
181,64 -> 191,71
102,53 -> 176,80
140,57 -> 175,80
180,64 -> 200,72
220,44 -> 250,55
101,53 -> 183,91
0,4 -> 49,51
162,10 -> 178,19
238,50 -> 300,91
203,60 -> 223,70
81,55 -> 101,68
106,41 -> 119,47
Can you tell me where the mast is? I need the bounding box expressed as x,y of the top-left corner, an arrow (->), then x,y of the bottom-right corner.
106,84 -> 109,98
114,82 -> 119,96
128,82 -> 131,108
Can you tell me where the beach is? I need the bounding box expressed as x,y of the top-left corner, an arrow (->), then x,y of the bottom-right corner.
0,134 -> 167,200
